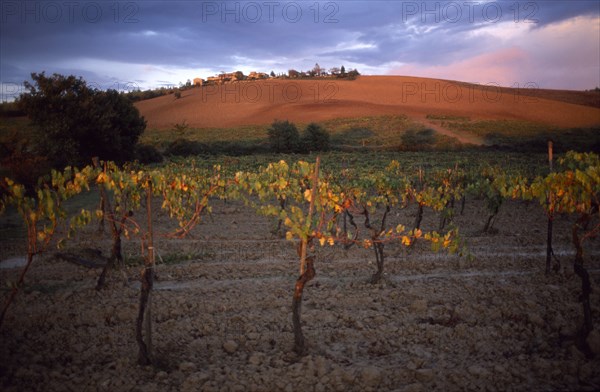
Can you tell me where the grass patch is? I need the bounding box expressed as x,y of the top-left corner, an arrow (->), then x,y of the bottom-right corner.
324,115 -> 415,147
439,118 -> 600,153
141,124 -> 267,148
145,115 -> 444,154
444,119 -> 550,139
426,114 -> 470,121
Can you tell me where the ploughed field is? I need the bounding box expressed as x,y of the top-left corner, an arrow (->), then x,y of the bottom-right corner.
136,76 -> 600,132
1,197 -> 599,391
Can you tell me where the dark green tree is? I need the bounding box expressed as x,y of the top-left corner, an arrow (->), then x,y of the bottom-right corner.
340,65 -> 346,76
270,70 -> 276,78
347,69 -> 360,80
18,72 -> 146,168
267,120 -> 301,153
302,123 -> 331,152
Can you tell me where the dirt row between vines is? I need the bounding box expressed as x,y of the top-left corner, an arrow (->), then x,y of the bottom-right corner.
1,199 -> 599,391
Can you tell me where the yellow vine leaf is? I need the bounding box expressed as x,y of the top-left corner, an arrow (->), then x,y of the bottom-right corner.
304,189 -> 312,203
96,172 -> 107,184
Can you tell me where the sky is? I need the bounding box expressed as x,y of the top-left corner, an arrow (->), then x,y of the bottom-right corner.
1,1 -> 599,100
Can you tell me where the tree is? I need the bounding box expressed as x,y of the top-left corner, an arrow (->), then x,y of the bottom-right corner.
18,72 -> 146,168
302,123 -> 331,152
347,69 -> 360,80
313,63 -> 323,77
234,71 -> 245,81
340,65 -> 346,76
270,70 -> 276,78
267,120 -> 300,153
288,69 -> 300,78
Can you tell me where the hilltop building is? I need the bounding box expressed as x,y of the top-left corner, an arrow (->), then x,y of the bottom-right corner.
248,71 -> 269,80
203,71 -> 270,85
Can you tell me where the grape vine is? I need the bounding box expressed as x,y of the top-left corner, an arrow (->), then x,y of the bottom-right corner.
1,151 -> 598,359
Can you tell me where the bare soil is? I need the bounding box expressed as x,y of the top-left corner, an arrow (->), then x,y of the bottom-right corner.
1,198 -> 600,391
136,76 -> 600,135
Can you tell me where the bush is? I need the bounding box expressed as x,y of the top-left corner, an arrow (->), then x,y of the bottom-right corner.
0,102 -> 25,118
267,120 -> 300,153
302,123 -> 330,152
125,88 -> 174,102
164,138 -> 208,156
18,72 -> 146,168
134,144 -> 163,164
0,136 -> 50,191
401,128 -> 437,150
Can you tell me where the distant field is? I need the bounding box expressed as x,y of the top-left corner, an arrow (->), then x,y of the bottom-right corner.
142,115 -> 458,151
3,75 -> 599,155
135,75 -> 600,131
135,75 -> 599,152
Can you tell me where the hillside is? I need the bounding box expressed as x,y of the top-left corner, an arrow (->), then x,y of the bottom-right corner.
136,76 -> 600,139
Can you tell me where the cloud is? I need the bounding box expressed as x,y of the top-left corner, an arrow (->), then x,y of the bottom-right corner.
392,47 -> 529,85
1,1 -> 598,92
389,15 -> 600,90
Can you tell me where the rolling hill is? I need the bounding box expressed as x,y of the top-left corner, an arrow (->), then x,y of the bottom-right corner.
136,76 -> 600,133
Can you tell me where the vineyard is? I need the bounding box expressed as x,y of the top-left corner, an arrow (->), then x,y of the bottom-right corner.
0,151 -> 599,391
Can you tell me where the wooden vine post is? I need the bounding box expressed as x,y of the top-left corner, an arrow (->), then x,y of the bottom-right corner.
292,156 -> 320,355
136,178 -> 155,365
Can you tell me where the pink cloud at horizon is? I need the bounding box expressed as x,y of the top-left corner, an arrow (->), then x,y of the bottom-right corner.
391,47 -> 530,87
389,15 -> 600,90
